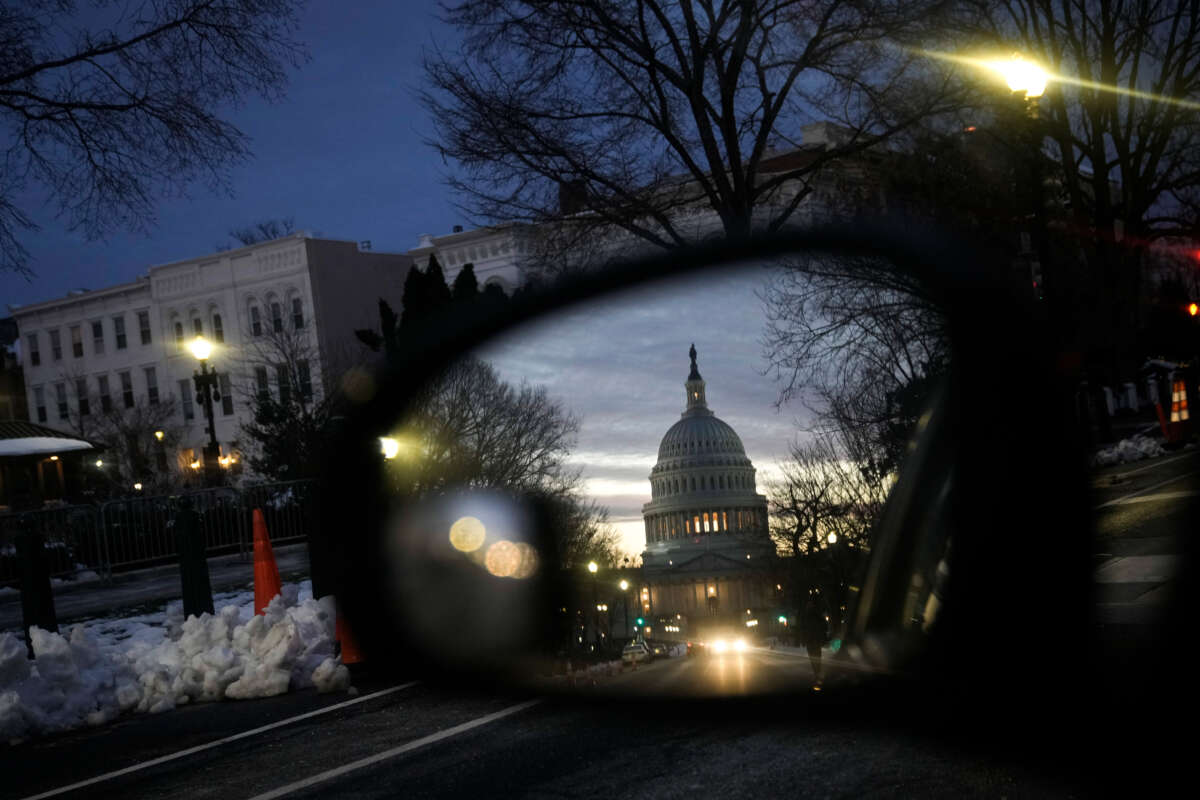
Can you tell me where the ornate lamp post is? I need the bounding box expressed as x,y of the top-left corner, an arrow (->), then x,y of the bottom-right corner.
187,336 -> 223,488
988,54 -> 1051,304
587,561 -> 599,653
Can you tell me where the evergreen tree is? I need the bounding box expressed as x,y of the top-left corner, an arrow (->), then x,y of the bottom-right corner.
423,254 -> 453,311
452,263 -> 479,302
400,264 -> 428,328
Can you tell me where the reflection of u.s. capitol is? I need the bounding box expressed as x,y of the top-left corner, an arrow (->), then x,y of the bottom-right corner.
639,345 -> 776,637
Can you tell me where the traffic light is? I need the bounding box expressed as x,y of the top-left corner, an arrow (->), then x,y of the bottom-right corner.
635,617 -> 645,627
1030,260 -> 1044,300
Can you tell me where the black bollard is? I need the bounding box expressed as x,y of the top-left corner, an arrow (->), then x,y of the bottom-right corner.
176,497 -> 214,618
15,526 -> 58,659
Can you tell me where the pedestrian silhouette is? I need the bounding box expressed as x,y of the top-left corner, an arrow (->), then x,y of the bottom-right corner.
800,588 -> 830,684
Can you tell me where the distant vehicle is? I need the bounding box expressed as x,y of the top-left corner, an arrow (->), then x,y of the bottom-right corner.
648,641 -> 669,657
686,640 -> 705,657
622,642 -> 652,664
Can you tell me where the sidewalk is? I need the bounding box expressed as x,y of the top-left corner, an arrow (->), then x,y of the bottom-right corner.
0,543 -> 310,632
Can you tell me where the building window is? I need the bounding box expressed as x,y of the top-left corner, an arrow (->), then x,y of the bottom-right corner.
254,366 -> 270,398
55,382 -> 68,419
91,321 -> 104,355
174,321 -> 184,347
250,306 -> 262,337
298,360 -> 312,400
70,325 -> 83,358
119,371 -> 134,408
193,318 -> 203,336
138,311 -> 152,345
113,315 -> 127,349
291,298 -> 304,329
144,367 -> 159,405
212,313 -> 224,342
179,379 -> 194,421
271,302 -> 283,333
75,377 -> 90,416
33,386 -> 46,422
219,373 -> 234,415
49,329 -> 62,361
27,334 -> 40,366
98,375 -> 112,413
276,364 -> 290,405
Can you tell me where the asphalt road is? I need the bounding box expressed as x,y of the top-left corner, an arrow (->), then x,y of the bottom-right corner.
8,658 -> 1081,800
1088,448 -> 1198,624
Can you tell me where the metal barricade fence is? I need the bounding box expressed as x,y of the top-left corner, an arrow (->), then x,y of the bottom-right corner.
0,505 -> 105,585
0,480 -> 317,586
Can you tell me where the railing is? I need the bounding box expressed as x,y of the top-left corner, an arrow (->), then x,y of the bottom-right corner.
0,479 -> 316,587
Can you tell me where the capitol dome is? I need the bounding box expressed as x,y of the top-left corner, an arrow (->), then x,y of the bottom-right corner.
641,345 -> 772,566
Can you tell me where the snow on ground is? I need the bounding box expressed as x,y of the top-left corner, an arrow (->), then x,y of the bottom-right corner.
1093,434 -> 1166,467
0,579 -> 352,743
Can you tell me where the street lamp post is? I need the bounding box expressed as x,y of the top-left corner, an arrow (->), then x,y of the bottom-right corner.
587,561 -> 599,654
619,578 -> 630,640
188,337 -> 223,488
990,55 -> 1052,306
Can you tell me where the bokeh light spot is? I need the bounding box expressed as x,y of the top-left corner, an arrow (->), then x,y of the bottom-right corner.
449,516 -> 487,552
485,540 -> 521,577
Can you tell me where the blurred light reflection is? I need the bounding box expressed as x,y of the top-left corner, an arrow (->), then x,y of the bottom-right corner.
449,516 -> 487,552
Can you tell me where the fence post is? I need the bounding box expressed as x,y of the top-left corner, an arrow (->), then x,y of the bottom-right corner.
175,496 -> 215,619
15,525 -> 58,658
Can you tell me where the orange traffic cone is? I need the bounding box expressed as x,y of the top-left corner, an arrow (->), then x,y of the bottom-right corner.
336,610 -> 363,664
252,509 -> 281,615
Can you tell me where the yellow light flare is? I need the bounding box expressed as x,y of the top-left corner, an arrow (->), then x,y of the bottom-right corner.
916,48 -> 1200,110
449,516 -> 487,553
188,336 -> 213,361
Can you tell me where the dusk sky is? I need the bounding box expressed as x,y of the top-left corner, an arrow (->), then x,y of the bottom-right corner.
2,2 -> 461,309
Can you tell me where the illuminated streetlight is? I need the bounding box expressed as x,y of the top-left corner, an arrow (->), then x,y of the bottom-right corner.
133,482 -> 143,491
379,437 -> 400,459
154,430 -> 164,441
189,336 -> 223,487
587,561 -> 598,573
827,532 -> 838,545
619,579 -> 629,591
95,459 -> 103,467
987,54 -> 1048,98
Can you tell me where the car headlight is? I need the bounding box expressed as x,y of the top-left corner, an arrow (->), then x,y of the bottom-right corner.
734,638 -> 747,652
712,639 -> 728,653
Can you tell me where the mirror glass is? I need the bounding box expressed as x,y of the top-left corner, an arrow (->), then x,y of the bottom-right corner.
376,252 -> 950,696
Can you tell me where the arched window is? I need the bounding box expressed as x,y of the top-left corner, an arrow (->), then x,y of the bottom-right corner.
192,317 -> 203,336
173,321 -> 184,347
212,313 -> 224,343
271,302 -> 283,333
250,305 -> 263,337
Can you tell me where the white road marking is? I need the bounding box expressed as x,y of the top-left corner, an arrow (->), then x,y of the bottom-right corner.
243,698 -> 544,800
19,682 -> 420,800
1095,451 -> 1197,483
1095,469 -> 1198,509
1106,490 -> 1198,506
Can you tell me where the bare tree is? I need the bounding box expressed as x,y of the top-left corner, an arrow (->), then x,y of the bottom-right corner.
227,217 -> 297,247
947,0 -> 1200,380
768,433 -> 886,559
0,0 -> 307,275
236,318 -> 339,481
423,0 -> 961,261
50,365 -> 186,493
761,253 -> 948,477
389,355 -> 617,567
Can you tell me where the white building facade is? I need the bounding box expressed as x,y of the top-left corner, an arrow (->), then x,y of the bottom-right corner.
10,234 -> 409,480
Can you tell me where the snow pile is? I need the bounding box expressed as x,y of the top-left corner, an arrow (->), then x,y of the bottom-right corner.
1093,434 -> 1165,467
0,587 -> 350,742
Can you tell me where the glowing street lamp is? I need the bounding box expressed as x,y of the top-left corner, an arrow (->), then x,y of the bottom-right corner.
189,336 -> 223,487
988,54 -> 1048,98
